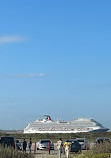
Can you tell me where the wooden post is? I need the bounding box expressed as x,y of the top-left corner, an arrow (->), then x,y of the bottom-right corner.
48,142 -> 50,154
34,142 -> 36,154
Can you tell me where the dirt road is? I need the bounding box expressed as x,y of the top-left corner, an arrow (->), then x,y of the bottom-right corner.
26,143 -> 89,158
34,150 -> 67,158
27,143 -> 71,158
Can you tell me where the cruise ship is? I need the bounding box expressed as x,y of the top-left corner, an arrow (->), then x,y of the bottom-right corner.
24,115 -> 109,134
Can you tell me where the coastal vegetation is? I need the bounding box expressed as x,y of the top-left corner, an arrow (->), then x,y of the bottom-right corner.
0,132 -> 111,157
0,131 -> 111,142
71,141 -> 111,158
74,153 -> 111,158
0,146 -> 34,158
0,132 -> 111,158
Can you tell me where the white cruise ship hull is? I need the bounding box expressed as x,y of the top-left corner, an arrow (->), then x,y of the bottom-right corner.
24,115 -> 109,134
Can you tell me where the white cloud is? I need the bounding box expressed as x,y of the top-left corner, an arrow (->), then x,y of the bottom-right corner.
0,73 -> 45,78
0,35 -> 25,45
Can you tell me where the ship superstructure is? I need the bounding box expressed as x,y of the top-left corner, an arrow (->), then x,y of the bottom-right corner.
24,115 -> 109,133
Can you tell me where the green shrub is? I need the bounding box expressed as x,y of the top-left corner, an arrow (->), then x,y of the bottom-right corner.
76,153 -> 111,158
71,143 -> 111,158
0,146 -> 34,158
92,143 -> 111,154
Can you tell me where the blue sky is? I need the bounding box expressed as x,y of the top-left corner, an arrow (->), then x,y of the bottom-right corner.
0,0 -> 111,130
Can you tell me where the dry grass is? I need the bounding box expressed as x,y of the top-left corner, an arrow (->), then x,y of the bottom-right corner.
92,142 -> 111,154
0,146 -> 34,158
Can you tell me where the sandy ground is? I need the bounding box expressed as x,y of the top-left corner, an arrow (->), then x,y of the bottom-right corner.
24,143 -> 94,158
34,150 -> 67,158
25,143 -> 89,158
25,143 -> 95,158
26,143 -> 67,158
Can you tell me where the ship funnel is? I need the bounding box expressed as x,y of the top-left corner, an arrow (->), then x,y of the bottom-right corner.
44,115 -> 52,121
